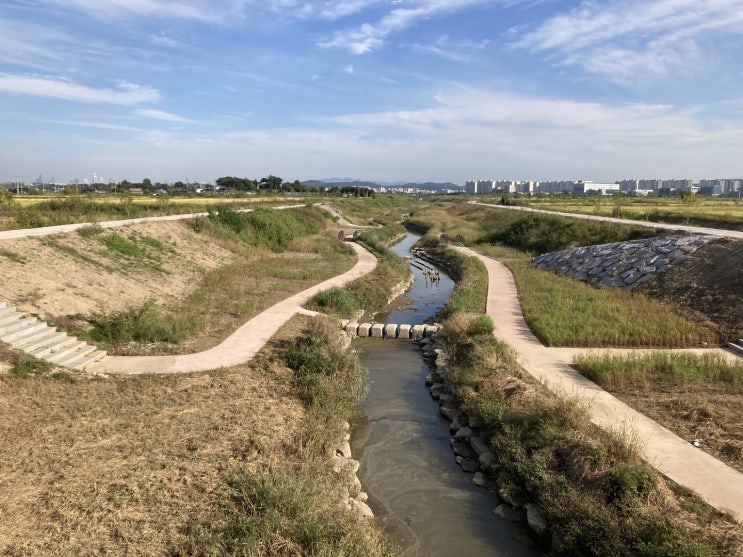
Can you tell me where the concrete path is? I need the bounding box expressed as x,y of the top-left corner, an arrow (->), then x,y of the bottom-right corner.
86,241 -> 376,375
0,204 -> 306,241
454,245 -> 743,522
471,201 -> 743,239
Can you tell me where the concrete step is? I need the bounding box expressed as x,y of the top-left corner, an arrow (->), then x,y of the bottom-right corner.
15,330 -> 68,353
41,340 -> 88,364
1,321 -> 49,343
29,337 -> 76,359
0,305 -> 17,319
0,316 -> 39,339
0,312 -> 24,329
68,350 -> 107,370
728,341 -> 743,357
45,342 -> 95,365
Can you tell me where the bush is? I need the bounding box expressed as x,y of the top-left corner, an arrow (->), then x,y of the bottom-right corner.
485,214 -> 655,254
89,300 -> 194,347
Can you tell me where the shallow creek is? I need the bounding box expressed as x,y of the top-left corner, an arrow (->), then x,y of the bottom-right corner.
351,234 -> 536,557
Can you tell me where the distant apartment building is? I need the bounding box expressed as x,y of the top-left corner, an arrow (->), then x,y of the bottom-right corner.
466,179 -> 619,195
468,176 -> 741,197
698,178 -> 742,196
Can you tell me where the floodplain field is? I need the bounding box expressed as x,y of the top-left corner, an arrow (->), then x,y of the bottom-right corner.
477,193 -> 743,231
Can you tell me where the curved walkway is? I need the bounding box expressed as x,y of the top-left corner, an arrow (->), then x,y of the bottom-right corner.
86,241 -> 376,375
454,245 -> 743,522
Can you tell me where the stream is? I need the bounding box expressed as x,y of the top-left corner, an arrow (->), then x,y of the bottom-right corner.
351,234 -> 536,557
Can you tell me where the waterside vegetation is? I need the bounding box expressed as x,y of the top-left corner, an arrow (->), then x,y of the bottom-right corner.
409,200 -> 718,347
405,232 -> 741,555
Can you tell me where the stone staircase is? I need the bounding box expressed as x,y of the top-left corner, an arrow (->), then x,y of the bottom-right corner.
729,339 -> 743,358
0,301 -> 106,370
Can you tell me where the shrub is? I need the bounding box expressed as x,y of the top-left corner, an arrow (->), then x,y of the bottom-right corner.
485,214 -> 655,254
89,300 -> 194,347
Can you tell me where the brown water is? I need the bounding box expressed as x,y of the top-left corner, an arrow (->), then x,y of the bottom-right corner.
352,235 -> 536,557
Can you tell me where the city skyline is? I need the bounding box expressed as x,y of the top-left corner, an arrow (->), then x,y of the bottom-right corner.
2,1 -> 743,184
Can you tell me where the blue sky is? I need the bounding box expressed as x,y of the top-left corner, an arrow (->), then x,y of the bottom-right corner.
1,0 -> 742,185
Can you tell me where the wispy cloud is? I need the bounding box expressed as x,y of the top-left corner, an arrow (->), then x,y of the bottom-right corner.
41,0 -> 231,23
135,108 -> 191,122
35,118 -> 144,132
0,75 -> 161,105
513,0 -> 743,83
409,34 -> 490,62
343,64 -> 355,75
130,86 -> 740,182
319,0 -> 496,54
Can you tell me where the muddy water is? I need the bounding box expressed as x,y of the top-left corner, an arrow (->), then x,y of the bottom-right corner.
352,235 -> 535,557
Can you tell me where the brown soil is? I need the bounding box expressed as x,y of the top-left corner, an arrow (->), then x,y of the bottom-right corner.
640,238 -> 743,341
0,220 -> 234,323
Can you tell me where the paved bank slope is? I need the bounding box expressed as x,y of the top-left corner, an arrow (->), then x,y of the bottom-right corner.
454,245 -> 743,523
86,242 -> 376,375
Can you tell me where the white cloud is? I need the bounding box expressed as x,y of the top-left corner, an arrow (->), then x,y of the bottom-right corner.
0,75 -> 161,105
343,64 -> 355,74
513,0 -> 743,83
41,0 -> 231,23
36,118 -> 144,132
319,0 -> 498,54
102,86 -> 741,183
410,34 -> 490,62
135,108 -> 191,122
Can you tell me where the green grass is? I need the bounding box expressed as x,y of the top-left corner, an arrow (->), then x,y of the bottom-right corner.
331,195 -> 419,226
103,233 -> 147,258
486,212 -> 657,255
574,352 -> 743,390
306,225 -> 410,317
41,237 -> 112,270
414,234 -> 489,317
506,257 -> 717,347
407,201 -> 717,348
182,316 -> 395,556
83,208 -> 356,352
477,194 -> 743,232
439,319 -> 734,556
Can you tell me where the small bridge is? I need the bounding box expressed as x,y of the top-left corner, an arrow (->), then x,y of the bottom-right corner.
341,320 -> 440,340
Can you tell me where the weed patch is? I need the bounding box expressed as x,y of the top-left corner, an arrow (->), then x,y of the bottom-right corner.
0,248 -> 26,263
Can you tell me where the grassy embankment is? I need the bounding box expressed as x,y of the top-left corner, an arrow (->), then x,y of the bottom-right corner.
329,195 -> 424,227
406,216 -> 741,555
0,202 -> 397,553
66,206 -> 357,355
0,190 -> 292,230
413,201 -> 741,469
477,193 -> 743,231
409,200 -> 717,347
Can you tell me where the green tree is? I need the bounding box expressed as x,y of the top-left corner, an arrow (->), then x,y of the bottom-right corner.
117,190 -> 134,217
259,175 -> 283,190
679,189 -> 695,203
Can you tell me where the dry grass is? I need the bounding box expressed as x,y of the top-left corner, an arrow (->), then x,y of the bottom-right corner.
0,361 -> 303,554
0,316 -> 392,556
